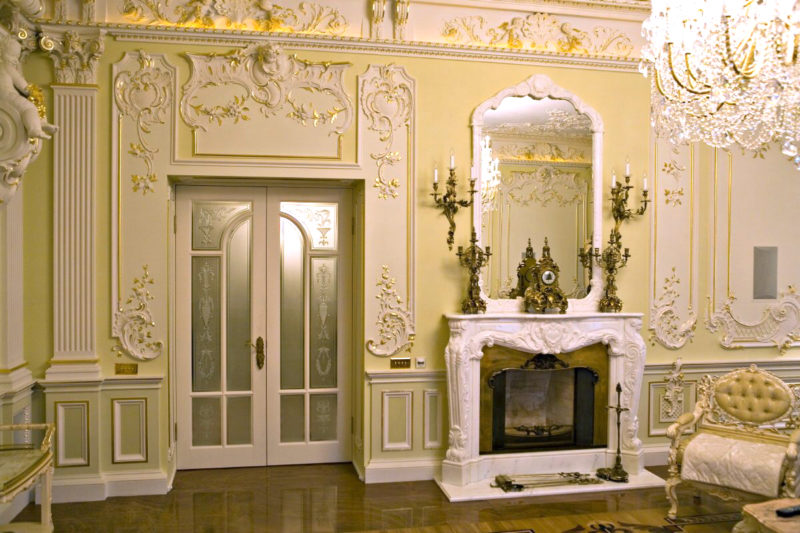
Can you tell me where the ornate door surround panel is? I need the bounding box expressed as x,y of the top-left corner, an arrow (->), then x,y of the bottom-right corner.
441,313 -> 647,489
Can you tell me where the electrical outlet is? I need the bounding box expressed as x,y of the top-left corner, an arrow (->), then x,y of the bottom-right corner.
415,357 -> 426,369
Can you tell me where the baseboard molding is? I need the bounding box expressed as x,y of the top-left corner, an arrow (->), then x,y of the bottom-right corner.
364,458 -> 441,483
47,470 -> 170,503
0,489 -> 33,525
642,444 -> 669,467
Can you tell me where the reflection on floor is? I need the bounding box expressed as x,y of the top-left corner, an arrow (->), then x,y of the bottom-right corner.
13,464 -> 761,532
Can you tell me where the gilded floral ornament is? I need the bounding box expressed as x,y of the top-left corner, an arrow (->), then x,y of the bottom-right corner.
650,268 -> 696,349
492,142 -> 587,163
504,169 -> 589,208
114,50 -> 174,195
366,265 -> 415,357
706,288 -> 800,354
359,64 -> 414,200
663,188 -> 684,206
113,265 -> 163,360
442,13 -> 633,58
661,358 -> 685,421
122,0 -> 347,35
180,43 -> 352,136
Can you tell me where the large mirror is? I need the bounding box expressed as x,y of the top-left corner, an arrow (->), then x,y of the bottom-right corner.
471,75 -> 603,312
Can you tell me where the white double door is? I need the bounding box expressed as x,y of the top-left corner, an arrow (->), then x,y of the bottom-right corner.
176,185 -> 351,469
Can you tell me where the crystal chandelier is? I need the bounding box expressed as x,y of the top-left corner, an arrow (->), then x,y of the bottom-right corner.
641,0 -> 800,165
480,136 -> 501,212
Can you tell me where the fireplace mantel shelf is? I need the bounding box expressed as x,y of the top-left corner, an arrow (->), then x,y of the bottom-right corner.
441,311 -> 651,493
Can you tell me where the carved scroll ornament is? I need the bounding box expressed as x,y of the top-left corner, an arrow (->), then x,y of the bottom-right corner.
113,265 -> 163,360
707,288 -> 800,354
114,50 -> 174,194
180,43 -> 352,136
650,268 -> 696,349
359,64 -> 414,200
366,265 -> 414,357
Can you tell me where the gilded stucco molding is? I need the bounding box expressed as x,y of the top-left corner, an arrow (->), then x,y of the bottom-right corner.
180,43 -> 352,136
39,28 -> 105,84
492,142 -> 588,163
393,0 -> 409,41
122,0 -> 347,35
113,265 -> 164,361
504,168 -> 588,208
706,288 -> 800,354
114,50 -> 174,195
650,268 -> 696,349
0,24 -> 55,204
663,188 -> 684,206
442,12 -> 633,58
359,64 -> 413,200
366,265 -> 415,357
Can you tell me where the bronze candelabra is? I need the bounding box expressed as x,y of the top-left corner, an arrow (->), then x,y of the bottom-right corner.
457,228 -> 491,314
432,165 -> 476,250
580,168 -> 648,313
596,382 -> 630,483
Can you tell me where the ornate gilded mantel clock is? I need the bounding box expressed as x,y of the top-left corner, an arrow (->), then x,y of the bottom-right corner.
524,238 -> 568,314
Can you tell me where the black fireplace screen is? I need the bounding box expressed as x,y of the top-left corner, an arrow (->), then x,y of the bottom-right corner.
488,358 -> 598,452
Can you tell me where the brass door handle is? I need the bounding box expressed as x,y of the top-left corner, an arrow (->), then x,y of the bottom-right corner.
254,337 -> 265,370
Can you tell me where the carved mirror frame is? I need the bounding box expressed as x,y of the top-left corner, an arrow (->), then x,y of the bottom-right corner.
470,74 -> 604,313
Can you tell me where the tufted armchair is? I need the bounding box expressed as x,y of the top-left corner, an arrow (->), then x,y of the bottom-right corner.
665,365 -> 800,519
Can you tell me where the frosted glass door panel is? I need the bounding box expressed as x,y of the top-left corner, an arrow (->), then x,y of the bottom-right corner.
192,257 -> 221,392
226,220 -> 252,391
310,257 -> 337,389
280,395 -> 305,443
310,394 -> 337,442
227,396 -> 252,445
192,397 -> 221,446
280,218 -> 305,390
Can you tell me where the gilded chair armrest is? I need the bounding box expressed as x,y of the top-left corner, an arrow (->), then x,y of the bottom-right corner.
0,423 -> 55,452
786,427 -> 800,462
666,408 -> 701,444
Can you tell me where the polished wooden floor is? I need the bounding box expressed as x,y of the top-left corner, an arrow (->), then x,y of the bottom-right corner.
14,464 -> 759,532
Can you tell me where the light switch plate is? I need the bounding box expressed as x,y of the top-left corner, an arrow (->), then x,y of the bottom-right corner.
415,357 -> 426,369
390,357 -> 411,369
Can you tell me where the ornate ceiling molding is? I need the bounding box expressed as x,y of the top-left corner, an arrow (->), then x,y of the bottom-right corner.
493,141 -> 588,164
39,27 -> 105,84
180,43 -> 352,136
359,64 -> 414,200
503,168 -> 589,208
122,0 -> 347,35
113,50 -> 174,195
442,12 -> 633,58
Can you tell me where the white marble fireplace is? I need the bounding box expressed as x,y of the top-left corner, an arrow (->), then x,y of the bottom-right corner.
438,312 -> 664,501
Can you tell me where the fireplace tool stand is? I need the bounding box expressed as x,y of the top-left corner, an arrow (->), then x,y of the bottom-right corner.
596,382 -> 629,483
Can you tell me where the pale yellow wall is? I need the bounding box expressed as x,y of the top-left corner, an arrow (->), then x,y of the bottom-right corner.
21,27 -> 800,473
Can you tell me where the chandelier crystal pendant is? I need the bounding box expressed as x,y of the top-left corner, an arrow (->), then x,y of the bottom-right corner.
480,135 -> 501,212
641,0 -> 800,167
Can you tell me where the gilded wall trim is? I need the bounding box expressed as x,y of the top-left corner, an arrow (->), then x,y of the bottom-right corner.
359,64 -> 413,200
366,265 -> 415,357
113,50 -> 174,195
112,265 -> 164,361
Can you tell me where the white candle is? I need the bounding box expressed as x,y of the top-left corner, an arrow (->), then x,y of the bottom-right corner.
643,176 -> 648,191
625,158 -> 631,177
449,153 -> 455,170
434,168 -> 438,184
611,170 -> 617,188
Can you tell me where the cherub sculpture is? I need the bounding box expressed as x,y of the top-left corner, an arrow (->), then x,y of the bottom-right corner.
0,26 -> 58,140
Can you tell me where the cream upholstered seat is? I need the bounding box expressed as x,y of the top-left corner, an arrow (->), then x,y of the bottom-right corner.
665,365 -> 800,518
0,423 -> 54,532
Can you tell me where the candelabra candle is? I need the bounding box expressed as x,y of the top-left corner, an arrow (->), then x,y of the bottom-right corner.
431,164 -> 476,250
456,228 -> 491,314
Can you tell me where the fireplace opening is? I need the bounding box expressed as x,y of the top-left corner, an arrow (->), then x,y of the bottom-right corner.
489,355 -> 597,451
480,348 -> 608,454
